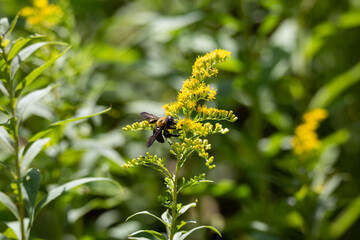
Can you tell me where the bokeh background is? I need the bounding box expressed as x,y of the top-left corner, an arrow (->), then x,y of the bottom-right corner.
1,0 -> 360,239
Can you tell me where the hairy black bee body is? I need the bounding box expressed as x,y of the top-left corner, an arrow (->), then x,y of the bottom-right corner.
140,112 -> 178,147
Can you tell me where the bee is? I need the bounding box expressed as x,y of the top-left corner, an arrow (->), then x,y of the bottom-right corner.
140,112 -> 179,148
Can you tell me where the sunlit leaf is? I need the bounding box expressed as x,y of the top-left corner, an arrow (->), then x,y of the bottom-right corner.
129,230 -> 167,240
4,13 -> 19,39
0,17 -> 10,35
10,41 -> 67,79
309,61 -> 360,109
7,35 -> 45,61
0,126 -> 14,152
329,195 -> 360,238
0,191 -> 20,220
21,138 -> 50,175
21,168 -> 41,224
175,225 -> 221,240
16,46 -> 71,93
35,177 -> 121,215
126,211 -> 167,227
178,202 -> 196,217
16,85 -> 55,121
29,107 -> 111,142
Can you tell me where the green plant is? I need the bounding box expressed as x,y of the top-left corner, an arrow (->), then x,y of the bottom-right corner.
123,49 -> 237,240
0,16 -> 119,240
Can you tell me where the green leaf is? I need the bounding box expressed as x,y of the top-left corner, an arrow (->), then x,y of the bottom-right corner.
129,230 -> 167,240
126,211 -> 167,227
7,35 -> 45,61
309,61 -> 360,109
16,46 -> 71,92
35,177 -> 121,215
10,41 -> 67,79
4,13 -> 19,38
0,191 -> 20,220
16,85 -> 54,122
178,202 -> 196,217
0,17 -> 10,35
21,138 -> 50,174
21,168 -> 41,225
29,107 -> 112,142
175,226 -> 221,240
0,126 -> 14,152
161,209 -> 172,226
2,219 -> 29,240
329,195 -> 360,238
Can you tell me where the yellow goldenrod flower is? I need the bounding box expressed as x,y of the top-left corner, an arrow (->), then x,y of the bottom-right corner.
124,49 -> 236,169
292,108 -> 328,155
20,0 -> 63,28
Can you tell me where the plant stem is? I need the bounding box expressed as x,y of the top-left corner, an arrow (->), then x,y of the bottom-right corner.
6,51 -> 26,240
169,154 -> 181,240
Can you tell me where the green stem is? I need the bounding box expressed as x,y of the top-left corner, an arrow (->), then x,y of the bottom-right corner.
4,48 -> 26,240
169,154 -> 181,240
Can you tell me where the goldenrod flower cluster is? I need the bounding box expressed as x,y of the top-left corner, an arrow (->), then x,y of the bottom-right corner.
123,152 -> 165,169
292,108 -> 328,155
20,0 -> 63,28
123,49 -> 237,169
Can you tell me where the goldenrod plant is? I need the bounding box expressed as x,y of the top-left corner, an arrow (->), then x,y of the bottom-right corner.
123,49 -> 237,240
0,16 -> 118,240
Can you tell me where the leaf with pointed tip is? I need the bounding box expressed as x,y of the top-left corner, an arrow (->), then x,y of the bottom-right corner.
178,202 -> 196,217
129,230 -> 167,240
0,191 -> 20,220
35,177 -> 121,215
4,13 -> 19,38
161,209 -> 172,225
21,138 -> 50,174
126,211 -> 167,227
0,17 -> 10,35
16,85 -> 55,121
16,46 -> 71,93
7,35 -> 45,61
29,107 -> 111,142
175,226 -> 221,240
0,126 -> 14,152
21,168 -> 41,224
10,41 -> 67,79
309,61 -> 360,109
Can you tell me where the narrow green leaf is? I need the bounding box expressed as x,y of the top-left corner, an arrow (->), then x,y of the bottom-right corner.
4,13 -> 19,38
51,107 -> 111,127
22,168 -> 41,225
21,138 -> 50,174
0,17 -> 10,35
0,192 -> 20,220
35,177 -> 121,215
309,61 -> 360,109
0,81 -> 9,96
3,219 -> 29,240
0,126 -> 14,152
177,225 -> 221,240
29,107 -> 111,142
329,195 -> 360,238
129,230 -> 167,240
7,35 -> 45,61
10,41 -> 67,79
161,209 -> 172,226
178,202 -> 196,217
16,85 -> 54,122
128,237 -> 152,240
126,211 -> 167,227
16,46 -> 71,92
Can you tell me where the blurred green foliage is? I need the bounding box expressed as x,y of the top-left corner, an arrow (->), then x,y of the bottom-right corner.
1,0 -> 360,239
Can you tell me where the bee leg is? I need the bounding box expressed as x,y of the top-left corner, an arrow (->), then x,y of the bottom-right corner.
164,130 -> 179,138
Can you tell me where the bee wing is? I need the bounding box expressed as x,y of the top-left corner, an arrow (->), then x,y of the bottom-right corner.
147,128 -> 163,148
140,112 -> 159,123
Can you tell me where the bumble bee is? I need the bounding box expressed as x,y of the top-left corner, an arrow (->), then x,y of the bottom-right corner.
140,112 -> 179,148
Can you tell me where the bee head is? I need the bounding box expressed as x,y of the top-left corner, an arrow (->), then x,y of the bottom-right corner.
166,116 -> 176,126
